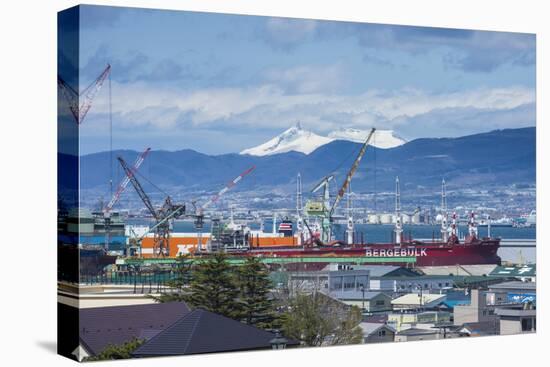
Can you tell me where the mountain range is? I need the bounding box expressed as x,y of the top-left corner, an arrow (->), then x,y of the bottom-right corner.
240,123 -> 406,156
78,127 -> 535,195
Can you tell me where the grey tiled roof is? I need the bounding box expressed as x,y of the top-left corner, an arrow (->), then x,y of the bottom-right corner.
489,281 -> 536,291
79,302 -> 190,356
132,309 -> 298,356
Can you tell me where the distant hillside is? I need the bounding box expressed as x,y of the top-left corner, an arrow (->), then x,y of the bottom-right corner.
78,127 -> 535,193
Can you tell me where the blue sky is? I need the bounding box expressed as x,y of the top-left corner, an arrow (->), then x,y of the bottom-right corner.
74,5 -> 536,154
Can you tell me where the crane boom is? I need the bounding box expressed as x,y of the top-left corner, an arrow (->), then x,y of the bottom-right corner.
118,156 -> 159,220
329,127 -> 376,217
106,147 -> 151,212
200,165 -> 256,212
58,64 -> 111,125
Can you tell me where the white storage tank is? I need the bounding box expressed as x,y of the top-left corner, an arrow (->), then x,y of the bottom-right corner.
368,214 -> 380,224
380,213 -> 392,224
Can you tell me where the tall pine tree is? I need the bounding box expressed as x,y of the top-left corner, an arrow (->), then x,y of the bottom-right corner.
236,256 -> 277,329
151,254 -> 192,303
185,252 -> 241,319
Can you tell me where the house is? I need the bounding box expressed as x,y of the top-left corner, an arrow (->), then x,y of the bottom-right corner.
435,290 -> 471,311
391,293 -> 446,310
387,311 -> 451,332
394,327 -> 440,342
453,289 -> 502,326
286,264 -> 368,295
488,281 -> 536,305
329,291 -> 392,313
496,302 -> 536,335
351,265 -> 453,294
287,264 -> 453,296
132,309 -> 298,357
457,321 -> 500,337
75,301 -> 190,361
359,322 -> 396,343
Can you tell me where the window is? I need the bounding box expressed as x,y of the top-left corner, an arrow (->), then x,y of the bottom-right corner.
378,330 -> 386,337
330,276 -> 342,291
356,275 -> 368,290
521,318 -> 533,331
344,276 -> 355,290
438,283 -> 443,288
375,300 -> 385,306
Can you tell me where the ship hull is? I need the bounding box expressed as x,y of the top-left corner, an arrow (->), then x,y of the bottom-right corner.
238,239 -> 501,267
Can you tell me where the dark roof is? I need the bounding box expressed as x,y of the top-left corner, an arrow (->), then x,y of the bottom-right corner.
459,321 -> 499,335
364,314 -> 388,323
397,328 -> 438,336
132,309 -> 299,356
360,322 -> 396,335
488,281 -> 536,292
79,302 -> 190,355
361,266 -> 420,278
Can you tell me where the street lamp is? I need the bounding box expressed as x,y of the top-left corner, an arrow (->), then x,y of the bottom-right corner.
269,329 -> 288,350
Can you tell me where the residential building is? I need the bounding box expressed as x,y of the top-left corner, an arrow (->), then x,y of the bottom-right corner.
75,302 -> 190,361
488,281 -> 536,304
453,289 -> 502,329
132,309 -> 298,357
457,321 -> 500,337
496,302 -> 536,335
394,328 -> 440,342
331,291 -> 392,313
359,322 -> 396,343
387,311 -> 451,332
391,293 -> 446,310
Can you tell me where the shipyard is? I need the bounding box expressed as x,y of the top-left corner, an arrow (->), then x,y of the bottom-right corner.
58,68 -> 536,358
54,8 -> 537,362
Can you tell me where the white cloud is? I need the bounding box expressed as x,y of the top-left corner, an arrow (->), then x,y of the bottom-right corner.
88,79 -> 535,138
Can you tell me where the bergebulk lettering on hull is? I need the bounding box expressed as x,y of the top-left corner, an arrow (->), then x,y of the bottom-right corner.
365,248 -> 428,257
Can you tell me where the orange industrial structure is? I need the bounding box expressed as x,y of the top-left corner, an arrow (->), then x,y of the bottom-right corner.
140,232 -> 300,258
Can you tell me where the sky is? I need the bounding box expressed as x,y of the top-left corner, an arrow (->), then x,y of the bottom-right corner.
72,5 -> 536,155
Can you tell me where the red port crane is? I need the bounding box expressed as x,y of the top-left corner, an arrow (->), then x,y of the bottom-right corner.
58,64 -> 111,125
103,147 -> 151,251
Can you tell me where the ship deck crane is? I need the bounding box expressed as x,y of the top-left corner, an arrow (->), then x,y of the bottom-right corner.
311,128 -> 376,244
329,128 -> 376,220
118,156 -> 185,257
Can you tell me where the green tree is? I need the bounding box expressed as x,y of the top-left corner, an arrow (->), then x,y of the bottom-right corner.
84,338 -> 144,361
185,252 -> 241,319
236,256 -> 277,329
281,293 -> 363,346
150,254 -> 193,303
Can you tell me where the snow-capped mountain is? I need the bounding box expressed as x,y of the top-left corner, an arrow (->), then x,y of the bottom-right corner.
240,123 -> 333,156
328,128 -> 406,149
240,123 -> 406,156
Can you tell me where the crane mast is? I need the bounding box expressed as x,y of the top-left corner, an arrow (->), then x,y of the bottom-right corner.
58,64 -> 111,125
118,156 -> 185,257
118,157 -> 158,220
329,128 -> 376,218
102,148 -> 151,251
